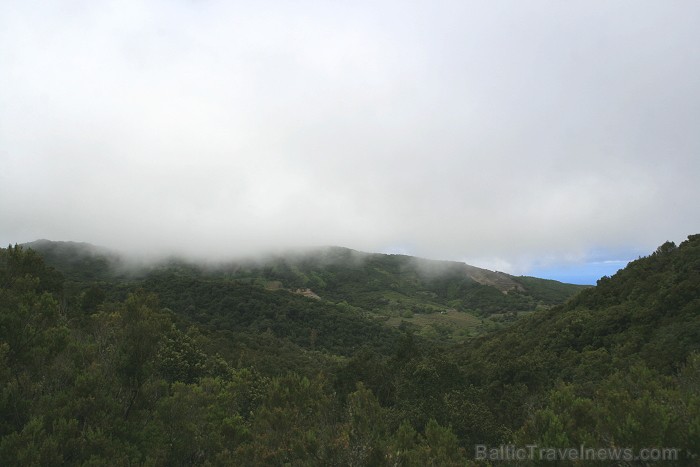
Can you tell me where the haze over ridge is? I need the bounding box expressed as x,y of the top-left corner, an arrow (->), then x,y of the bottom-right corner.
2,0 -> 699,284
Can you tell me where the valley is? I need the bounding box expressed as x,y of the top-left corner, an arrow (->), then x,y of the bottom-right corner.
0,236 -> 698,465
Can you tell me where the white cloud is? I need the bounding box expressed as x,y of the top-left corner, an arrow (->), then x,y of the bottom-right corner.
1,0 -> 699,276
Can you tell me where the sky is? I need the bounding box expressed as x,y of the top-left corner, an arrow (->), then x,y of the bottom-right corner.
1,0 -> 699,284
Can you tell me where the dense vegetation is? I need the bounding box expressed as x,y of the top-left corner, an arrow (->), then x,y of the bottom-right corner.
26,240 -> 587,341
1,237 -> 699,465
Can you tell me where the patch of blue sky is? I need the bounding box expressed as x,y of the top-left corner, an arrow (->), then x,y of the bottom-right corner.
527,259 -> 631,285
524,245 -> 651,285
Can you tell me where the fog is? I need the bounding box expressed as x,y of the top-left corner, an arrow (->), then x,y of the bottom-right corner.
2,1 -> 699,283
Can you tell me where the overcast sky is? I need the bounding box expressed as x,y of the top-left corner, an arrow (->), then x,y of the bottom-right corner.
2,0 -> 699,284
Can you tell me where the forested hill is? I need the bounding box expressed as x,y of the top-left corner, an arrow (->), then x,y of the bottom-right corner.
1,236 -> 699,464
455,234 -> 700,458
23,240 -> 586,317
463,234 -> 700,380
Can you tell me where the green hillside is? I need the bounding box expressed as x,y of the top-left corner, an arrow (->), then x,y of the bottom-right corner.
1,237 -> 698,464
23,240 -> 587,340
453,236 -> 700,449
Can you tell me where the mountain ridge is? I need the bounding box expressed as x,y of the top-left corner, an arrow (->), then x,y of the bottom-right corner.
21,239 -> 582,289
22,239 -> 587,319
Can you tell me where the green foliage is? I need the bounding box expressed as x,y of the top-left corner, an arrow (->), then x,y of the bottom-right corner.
140,272 -> 401,356
2,237 -> 699,464
517,357 -> 700,463
514,275 -> 590,305
346,383 -> 387,465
